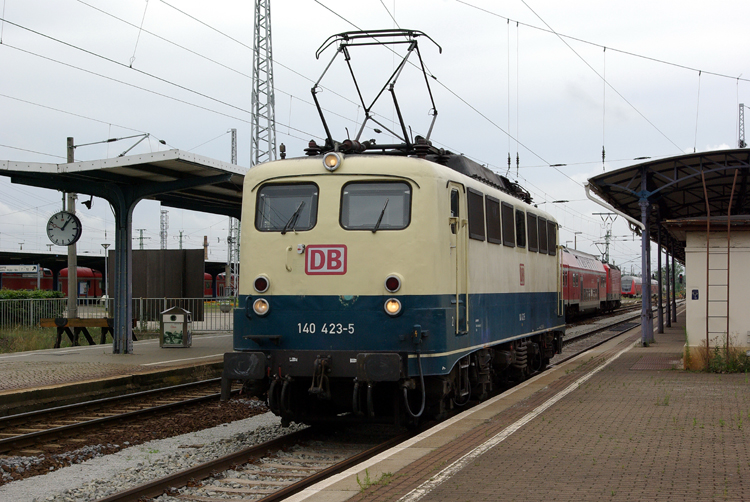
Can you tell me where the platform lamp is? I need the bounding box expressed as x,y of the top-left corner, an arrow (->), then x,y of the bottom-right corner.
101,243 -> 110,314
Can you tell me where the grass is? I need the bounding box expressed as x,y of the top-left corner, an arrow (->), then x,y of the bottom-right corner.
0,326 -> 159,353
0,326 -> 69,353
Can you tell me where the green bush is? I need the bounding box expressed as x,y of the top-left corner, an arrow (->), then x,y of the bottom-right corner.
0,289 -> 64,299
0,289 -> 66,325
708,345 -> 750,373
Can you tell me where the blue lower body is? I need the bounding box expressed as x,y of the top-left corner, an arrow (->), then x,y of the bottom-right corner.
232,291 -> 564,378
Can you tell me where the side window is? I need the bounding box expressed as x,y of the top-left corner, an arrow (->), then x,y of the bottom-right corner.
547,221 -> 557,256
563,271 -> 568,286
450,189 -> 459,234
467,188 -> 485,241
501,202 -> 515,247
527,213 -> 538,252
485,196 -> 502,244
538,217 -> 548,254
515,209 -> 526,248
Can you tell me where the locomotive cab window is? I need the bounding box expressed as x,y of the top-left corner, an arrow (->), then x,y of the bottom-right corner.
256,183 -> 319,232
340,181 -> 411,230
450,189 -> 459,234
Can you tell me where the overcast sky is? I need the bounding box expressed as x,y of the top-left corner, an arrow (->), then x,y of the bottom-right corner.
0,0 -> 748,272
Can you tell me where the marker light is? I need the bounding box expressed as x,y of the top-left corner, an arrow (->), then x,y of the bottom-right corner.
323,152 -> 342,171
385,275 -> 401,293
254,275 -> 269,293
253,298 -> 270,316
384,298 -> 402,316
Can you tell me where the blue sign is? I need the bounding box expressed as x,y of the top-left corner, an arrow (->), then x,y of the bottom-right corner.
691,289 -> 699,300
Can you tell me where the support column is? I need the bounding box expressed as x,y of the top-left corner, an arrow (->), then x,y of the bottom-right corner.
657,214 -> 664,334
671,243 -> 678,323
639,198 -> 655,345
112,188 -> 136,354
665,238 -> 672,328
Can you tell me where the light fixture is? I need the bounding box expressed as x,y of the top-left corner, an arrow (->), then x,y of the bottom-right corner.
253,298 -> 270,316
323,152 -> 342,171
254,275 -> 270,293
385,275 -> 401,293
384,298 -> 402,316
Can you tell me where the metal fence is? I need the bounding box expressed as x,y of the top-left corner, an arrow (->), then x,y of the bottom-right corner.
0,297 -> 238,332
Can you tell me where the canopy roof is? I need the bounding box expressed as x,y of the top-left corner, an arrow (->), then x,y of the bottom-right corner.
587,149 -> 750,261
0,149 -> 246,218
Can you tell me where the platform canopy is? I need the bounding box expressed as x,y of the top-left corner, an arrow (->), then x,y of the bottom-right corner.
587,148 -> 750,262
0,149 -> 246,218
0,149 -> 247,354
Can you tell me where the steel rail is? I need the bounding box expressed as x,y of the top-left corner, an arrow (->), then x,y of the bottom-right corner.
0,379 -> 234,454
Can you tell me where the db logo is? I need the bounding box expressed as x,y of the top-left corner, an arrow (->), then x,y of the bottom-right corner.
305,245 -> 347,275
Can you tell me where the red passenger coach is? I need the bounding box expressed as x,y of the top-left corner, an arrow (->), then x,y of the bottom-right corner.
561,247 -> 621,318
0,268 -> 53,290
204,272 -> 213,298
59,267 -> 103,298
603,263 -> 622,311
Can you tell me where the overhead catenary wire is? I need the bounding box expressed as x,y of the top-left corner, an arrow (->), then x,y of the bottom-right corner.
455,0 -> 750,84
129,0 -> 150,67
694,71 -> 701,153
517,0 -> 683,153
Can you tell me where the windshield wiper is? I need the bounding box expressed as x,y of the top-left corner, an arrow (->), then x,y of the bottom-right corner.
281,201 -> 305,235
372,198 -> 389,233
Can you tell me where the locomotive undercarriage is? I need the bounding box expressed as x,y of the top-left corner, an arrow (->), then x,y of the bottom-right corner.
222,331 -> 563,426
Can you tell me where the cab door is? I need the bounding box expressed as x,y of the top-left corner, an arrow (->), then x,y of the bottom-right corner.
448,183 -> 468,335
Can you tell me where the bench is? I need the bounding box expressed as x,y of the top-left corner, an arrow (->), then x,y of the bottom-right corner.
40,318 -> 138,348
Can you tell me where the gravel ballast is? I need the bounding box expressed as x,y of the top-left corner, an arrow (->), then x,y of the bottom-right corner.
0,410 -> 305,502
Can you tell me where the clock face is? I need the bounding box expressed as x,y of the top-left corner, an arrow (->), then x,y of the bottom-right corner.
47,211 -> 82,246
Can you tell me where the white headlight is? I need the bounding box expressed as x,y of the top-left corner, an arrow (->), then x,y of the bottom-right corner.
323,152 -> 342,171
253,298 -> 270,316
384,298 -> 402,316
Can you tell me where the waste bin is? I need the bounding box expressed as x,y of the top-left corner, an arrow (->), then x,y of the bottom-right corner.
160,306 -> 192,348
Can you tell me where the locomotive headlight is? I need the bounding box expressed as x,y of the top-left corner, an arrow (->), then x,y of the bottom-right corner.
253,275 -> 270,293
253,298 -> 270,316
323,152 -> 342,171
384,298 -> 402,316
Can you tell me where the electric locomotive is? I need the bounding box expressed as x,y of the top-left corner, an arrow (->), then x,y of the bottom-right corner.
220,30 -> 565,425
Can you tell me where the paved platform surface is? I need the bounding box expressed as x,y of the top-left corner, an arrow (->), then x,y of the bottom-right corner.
291,306 -> 750,502
0,333 -> 232,409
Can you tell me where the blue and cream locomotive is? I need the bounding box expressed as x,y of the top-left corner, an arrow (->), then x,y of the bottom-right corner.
221,30 -> 564,425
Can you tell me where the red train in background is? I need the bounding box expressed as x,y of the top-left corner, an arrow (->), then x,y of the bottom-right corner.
4,268 -> 224,299
0,267 -> 102,298
621,275 -> 658,298
561,247 -> 622,318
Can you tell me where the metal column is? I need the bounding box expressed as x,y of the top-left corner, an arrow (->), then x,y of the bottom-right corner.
657,212 -> 664,334
664,238 -> 674,328
639,168 -> 654,345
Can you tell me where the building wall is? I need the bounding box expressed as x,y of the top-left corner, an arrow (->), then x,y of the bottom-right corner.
684,230 -> 750,369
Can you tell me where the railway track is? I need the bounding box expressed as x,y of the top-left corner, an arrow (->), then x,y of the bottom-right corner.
96,424 -> 416,502
556,300 -> 684,366
94,306 -> 667,502
0,379 -> 242,456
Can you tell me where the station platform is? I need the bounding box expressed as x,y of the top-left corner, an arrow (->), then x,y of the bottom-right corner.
292,306 -> 750,502
0,332 -> 232,416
